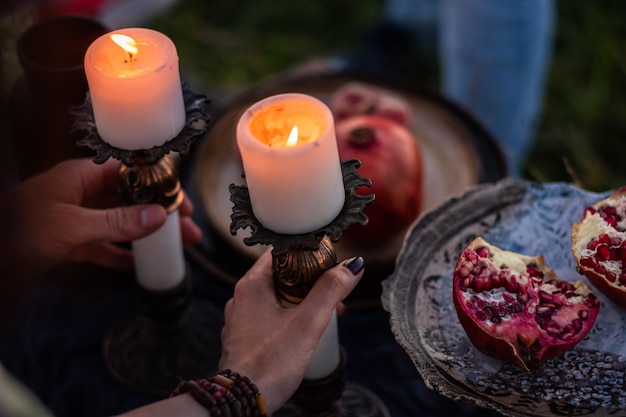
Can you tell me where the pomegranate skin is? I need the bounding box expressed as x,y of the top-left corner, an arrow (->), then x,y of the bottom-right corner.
329,82 -> 412,127
572,186 -> 626,309
453,237 -> 600,372
335,115 -> 423,245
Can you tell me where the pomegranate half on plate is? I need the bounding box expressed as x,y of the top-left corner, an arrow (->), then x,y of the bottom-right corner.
453,237 -> 600,371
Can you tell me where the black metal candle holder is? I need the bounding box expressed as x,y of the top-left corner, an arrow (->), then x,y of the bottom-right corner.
71,83 -> 223,396
230,160 -> 389,417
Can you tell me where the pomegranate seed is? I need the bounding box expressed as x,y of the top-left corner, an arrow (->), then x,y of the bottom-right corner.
476,247 -> 489,258
606,272 -> 617,282
538,290 -> 551,301
526,264 -> 543,278
599,234 -> 612,245
474,278 -> 484,291
517,291 -> 529,304
596,244 -> 610,261
586,294 -> 598,307
502,293 -> 516,304
458,267 -> 470,278
536,305 -> 552,314
475,310 -> 488,321
572,319 -> 583,331
491,274 -> 501,287
546,326 -> 561,336
578,310 -> 588,320
580,257 -> 597,268
583,207 -> 595,219
505,279 -> 518,293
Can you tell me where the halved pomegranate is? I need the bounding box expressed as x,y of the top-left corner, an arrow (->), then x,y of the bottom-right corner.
453,237 -> 600,372
572,186 -> 626,308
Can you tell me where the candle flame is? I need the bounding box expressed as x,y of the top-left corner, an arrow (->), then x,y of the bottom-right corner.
286,126 -> 299,147
111,34 -> 138,57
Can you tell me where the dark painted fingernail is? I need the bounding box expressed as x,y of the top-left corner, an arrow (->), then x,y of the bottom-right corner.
344,256 -> 364,275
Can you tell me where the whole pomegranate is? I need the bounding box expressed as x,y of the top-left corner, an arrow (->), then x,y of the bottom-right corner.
329,82 -> 412,127
453,237 -> 600,372
336,115 -> 423,245
572,186 -> 626,308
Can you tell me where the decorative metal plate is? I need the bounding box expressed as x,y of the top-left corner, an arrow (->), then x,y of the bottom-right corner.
382,179 -> 626,417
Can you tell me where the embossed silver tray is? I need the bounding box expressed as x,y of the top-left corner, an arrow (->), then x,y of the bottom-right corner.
382,179 -> 626,417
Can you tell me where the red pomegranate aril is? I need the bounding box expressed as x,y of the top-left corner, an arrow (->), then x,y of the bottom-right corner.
502,293 -> 516,304
454,237 -> 600,372
579,257 -> 597,269
476,246 -> 489,258
596,244 -> 611,261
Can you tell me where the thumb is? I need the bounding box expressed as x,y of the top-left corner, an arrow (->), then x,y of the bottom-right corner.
78,204 -> 167,243
298,256 -> 364,317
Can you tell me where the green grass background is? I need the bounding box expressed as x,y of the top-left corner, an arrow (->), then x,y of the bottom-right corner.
149,0 -> 626,192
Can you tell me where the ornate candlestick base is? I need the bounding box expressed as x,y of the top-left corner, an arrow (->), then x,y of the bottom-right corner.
103,271 -> 224,395
72,84 -> 223,395
230,160 -> 389,417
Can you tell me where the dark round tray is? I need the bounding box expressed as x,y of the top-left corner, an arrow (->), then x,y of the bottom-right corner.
180,67 -> 507,309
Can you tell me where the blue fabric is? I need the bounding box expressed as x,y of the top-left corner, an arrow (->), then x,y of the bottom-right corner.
383,0 -> 555,176
439,0 -> 555,176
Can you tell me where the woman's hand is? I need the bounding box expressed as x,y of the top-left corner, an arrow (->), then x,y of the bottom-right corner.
219,249 -> 364,414
7,158 -> 202,280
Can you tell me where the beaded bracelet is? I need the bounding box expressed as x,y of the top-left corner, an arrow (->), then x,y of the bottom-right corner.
171,370 -> 268,417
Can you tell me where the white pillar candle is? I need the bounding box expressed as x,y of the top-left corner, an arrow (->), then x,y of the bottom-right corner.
304,309 -> 340,379
84,27 -> 185,150
132,210 -> 185,291
236,93 -> 345,235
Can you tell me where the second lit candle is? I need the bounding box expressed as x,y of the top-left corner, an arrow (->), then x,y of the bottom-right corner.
236,93 -> 345,235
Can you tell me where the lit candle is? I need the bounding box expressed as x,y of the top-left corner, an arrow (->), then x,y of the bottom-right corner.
236,93 -> 345,234
84,28 -> 185,150
236,93 -> 345,379
84,29 -> 187,291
